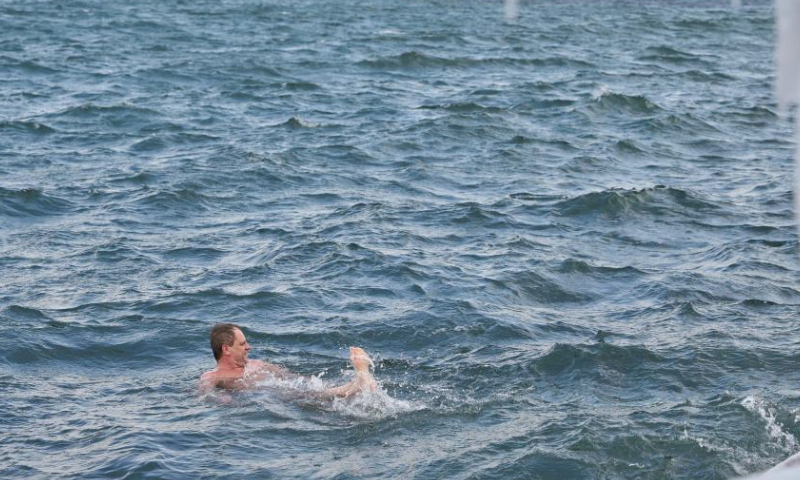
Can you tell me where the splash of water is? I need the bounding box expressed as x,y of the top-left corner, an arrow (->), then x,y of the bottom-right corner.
736,396 -> 800,479
245,371 -> 424,420
331,389 -> 424,420
741,396 -> 797,449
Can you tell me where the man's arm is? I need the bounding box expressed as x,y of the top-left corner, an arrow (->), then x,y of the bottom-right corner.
248,359 -> 299,380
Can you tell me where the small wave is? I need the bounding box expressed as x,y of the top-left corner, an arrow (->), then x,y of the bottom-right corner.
739,299 -> 782,308
328,202 -> 385,220
509,192 -> 564,203
358,51 -> 453,69
492,270 -> 590,304
107,171 -> 158,186
469,87 -> 501,96
137,121 -> 184,135
533,343 -> 664,378
129,136 -> 167,152
0,187 -> 75,218
161,247 -> 226,264
2,304 -> 49,320
736,105 -> 779,120
672,19 -> 723,31
235,62 -> 284,78
280,80 -> 320,91
5,334 -> 159,366
275,116 -> 317,129
512,98 -> 576,110
70,241 -> 148,264
0,120 -> 56,135
13,59 -> 58,74
679,70 -> 736,83
521,57 -> 596,68
57,102 -> 160,119
552,186 -> 719,220
39,102 -> 162,130
417,102 -> 504,114
220,90 -> 265,102
591,89 -> 662,115
358,52 -> 595,70
443,203 -> 510,228
510,135 -> 534,144
636,113 -> 721,135
555,258 -> 645,277
91,457 -> 187,480
131,188 -> 222,215
129,132 -> 218,152
613,139 -> 646,154
672,301 -> 707,319
639,45 -> 712,66
107,18 -> 173,31
132,65 -> 199,84
455,448 -> 594,479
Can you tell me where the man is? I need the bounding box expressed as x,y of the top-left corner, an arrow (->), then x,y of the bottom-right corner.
200,323 -> 377,397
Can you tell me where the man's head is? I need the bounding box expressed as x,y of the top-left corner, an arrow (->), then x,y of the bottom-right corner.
210,323 -> 249,366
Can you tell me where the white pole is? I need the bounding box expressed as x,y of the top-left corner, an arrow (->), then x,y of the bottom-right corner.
504,0 -> 519,22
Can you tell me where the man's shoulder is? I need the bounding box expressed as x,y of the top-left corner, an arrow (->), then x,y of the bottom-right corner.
199,370 -> 218,392
199,369 -> 245,391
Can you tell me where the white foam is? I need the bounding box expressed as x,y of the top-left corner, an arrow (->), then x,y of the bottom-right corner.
741,396 -> 797,448
248,370 -> 423,420
593,85 -> 611,101
251,370 -> 330,393
331,387 -> 425,420
681,426 -> 714,452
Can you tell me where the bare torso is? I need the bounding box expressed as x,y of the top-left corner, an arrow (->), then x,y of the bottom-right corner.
199,347 -> 376,397
200,360 -> 290,391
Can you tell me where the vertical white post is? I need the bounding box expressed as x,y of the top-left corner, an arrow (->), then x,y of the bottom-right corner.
775,0 -> 800,237
504,0 -> 519,23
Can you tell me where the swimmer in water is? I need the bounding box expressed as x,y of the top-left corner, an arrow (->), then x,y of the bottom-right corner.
200,323 -> 377,397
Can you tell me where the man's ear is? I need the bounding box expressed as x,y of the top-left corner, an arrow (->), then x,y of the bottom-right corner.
222,344 -> 231,356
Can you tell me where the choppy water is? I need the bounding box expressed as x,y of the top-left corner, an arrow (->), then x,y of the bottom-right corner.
2,0 -> 799,479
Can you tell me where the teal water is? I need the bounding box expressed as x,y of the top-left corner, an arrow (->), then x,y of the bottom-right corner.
2,0 -> 799,479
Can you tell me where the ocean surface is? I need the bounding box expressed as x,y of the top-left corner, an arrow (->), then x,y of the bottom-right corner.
2,0 -> 799,479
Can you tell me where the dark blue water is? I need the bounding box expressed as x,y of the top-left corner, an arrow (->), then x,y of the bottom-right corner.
2,0 -> 799,478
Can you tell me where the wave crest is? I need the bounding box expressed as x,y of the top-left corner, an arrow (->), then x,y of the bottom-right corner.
553,186 -> 719,219
0,187 -> 75,218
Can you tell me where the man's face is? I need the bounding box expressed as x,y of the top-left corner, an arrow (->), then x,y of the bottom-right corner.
225,328 -> 250,367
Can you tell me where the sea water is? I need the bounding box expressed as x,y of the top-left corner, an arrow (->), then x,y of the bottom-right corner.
2,0 -> 799,479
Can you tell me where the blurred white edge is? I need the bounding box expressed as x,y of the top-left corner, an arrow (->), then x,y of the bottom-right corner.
737,451 -> 800,479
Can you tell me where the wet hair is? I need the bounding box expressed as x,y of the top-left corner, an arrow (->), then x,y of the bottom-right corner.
210,323 -> 240,361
